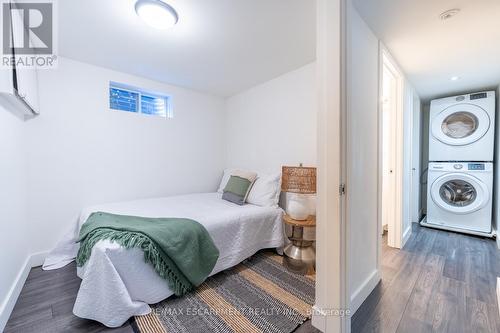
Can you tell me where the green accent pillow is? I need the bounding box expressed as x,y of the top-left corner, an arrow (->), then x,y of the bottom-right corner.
222,176 -> 252,205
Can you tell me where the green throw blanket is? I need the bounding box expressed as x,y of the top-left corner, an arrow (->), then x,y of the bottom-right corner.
76,212 -> 219,296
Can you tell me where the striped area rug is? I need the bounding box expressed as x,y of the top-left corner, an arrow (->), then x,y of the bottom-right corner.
132,251 -> 315,333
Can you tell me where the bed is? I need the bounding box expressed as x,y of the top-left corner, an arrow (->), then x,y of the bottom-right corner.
43,192 -> 285,327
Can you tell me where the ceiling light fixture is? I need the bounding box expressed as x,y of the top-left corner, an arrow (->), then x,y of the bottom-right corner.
135,0 -> 179,30
450,76 -> 460,81
439,8 -> 460,21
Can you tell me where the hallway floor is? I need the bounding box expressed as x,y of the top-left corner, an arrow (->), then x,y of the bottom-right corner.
351,223 -> 500,333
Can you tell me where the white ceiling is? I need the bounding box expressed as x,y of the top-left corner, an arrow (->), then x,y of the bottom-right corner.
58,0 -> 316,97
353,0 -> 500,101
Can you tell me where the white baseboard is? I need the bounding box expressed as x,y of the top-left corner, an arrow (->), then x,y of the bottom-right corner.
29,251 -> 49,268
402,225 -> 412,248
350,269 -> 380,314
0,251 -> 48,332
0,256 -> 31,332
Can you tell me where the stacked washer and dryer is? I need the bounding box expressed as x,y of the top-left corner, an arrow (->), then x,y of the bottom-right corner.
421,91 -> 496,237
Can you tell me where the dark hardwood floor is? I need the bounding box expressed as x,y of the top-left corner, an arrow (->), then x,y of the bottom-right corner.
7,223 -> 497,333
4,262 -> 134,333
351,223 -> 500,333
4,259 -> 318,333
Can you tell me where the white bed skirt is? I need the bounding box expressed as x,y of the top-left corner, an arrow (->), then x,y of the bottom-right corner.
43,193 -> 285,327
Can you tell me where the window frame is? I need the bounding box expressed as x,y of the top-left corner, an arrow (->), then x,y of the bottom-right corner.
109,81 -> 173,118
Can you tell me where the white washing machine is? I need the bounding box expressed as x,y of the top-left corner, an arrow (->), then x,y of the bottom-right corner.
422,162 -> 493,236
429,91 -> 495,161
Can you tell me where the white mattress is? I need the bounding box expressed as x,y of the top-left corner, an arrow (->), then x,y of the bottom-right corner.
43,193 -> 284,327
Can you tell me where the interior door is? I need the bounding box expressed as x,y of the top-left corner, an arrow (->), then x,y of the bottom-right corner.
411,93 -> 421,222
380,48 -> 405,249
381,65 -> 397,238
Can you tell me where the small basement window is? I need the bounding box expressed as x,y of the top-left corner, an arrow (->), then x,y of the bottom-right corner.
109,82 -> 172,118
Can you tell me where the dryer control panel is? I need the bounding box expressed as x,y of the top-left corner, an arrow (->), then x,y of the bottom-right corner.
468,163 -> 485,170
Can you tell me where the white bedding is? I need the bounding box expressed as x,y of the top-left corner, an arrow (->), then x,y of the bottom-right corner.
43,192 -> 284,327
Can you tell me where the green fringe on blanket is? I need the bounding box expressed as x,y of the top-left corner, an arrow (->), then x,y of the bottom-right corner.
76,228 -> 193,296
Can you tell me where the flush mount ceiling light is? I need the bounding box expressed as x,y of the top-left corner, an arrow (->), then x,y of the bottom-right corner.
135,0 -> 179,29
450,76 -> 461,81
440,8 -> 460,21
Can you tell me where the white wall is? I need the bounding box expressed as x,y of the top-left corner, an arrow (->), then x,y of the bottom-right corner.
347,4 -> 380,313
25,57 -> 226,254
0,104 -> 29,330
347,2 -> 423,314
224,63 -> 317,174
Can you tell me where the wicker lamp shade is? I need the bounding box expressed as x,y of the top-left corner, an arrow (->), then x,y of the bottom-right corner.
281,166 -> 317,194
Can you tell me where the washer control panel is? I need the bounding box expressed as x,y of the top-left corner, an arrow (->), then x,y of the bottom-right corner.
429,162 -> 492,172
470,92 -> 487,100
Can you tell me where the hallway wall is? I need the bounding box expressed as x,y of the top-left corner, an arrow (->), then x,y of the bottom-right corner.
0,104 -> 29,331
347,2 -> 380,313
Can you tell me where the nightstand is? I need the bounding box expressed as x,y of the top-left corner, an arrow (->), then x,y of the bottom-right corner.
283,214 -> 316,275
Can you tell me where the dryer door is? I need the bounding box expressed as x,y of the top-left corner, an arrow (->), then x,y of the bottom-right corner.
431,104 -> 490,146
430,173 -> 489,214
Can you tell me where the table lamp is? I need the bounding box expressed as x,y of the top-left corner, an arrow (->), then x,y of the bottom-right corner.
281,165 -> 317,220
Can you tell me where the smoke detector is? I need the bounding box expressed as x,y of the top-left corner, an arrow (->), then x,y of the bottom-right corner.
440,9 -> 460,21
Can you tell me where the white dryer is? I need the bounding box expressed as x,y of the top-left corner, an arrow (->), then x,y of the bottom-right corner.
423,162 -> 493,236
429,91 -> 495,161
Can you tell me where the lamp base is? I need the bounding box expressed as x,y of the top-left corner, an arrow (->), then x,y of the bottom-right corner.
285,200 -> 309,220
283,244 -> 315,275
284,193 -> 316,221
287,212 -> 309,221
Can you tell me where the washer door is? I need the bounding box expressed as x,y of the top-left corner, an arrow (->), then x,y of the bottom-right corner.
431,173 -> 489,214
432,104 -> 490,146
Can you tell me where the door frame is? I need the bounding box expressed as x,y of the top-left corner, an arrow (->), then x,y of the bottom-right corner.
313,0 -> 349,332
378,44 -> 405,249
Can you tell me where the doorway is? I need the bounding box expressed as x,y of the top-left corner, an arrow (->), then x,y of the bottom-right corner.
380,47 -> 404,249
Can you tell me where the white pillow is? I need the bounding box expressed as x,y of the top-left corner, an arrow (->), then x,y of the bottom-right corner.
247,173 -> 282,208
